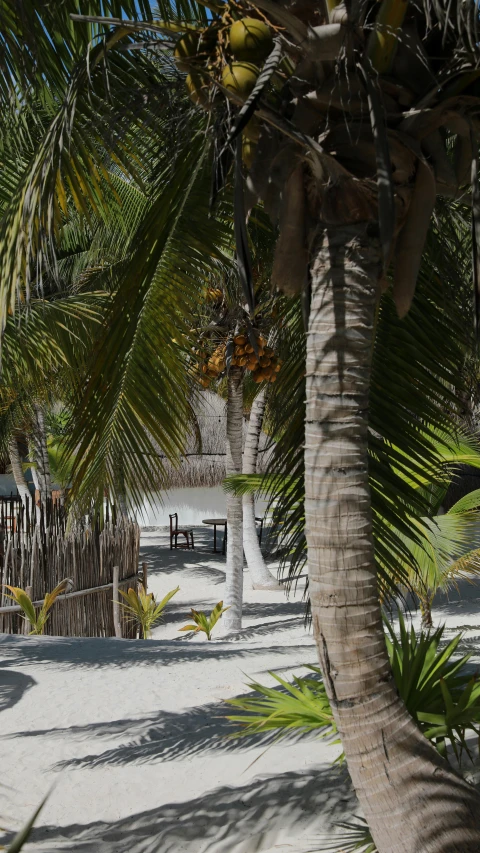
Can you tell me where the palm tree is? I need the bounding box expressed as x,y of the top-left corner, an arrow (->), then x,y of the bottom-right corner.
8,435 -> 31,506
223,366 -> 245,631
242,387 -> 280,589
229,183 -> 480,850
189,280 -> 281,626
3,1 -> 480,847
31,405 -> 52,504
183,6 -> 480,847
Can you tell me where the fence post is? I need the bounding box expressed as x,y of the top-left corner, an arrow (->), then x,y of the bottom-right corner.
24,586 -> 33,635
112,566 -> 122,639
141,562 -> 148,593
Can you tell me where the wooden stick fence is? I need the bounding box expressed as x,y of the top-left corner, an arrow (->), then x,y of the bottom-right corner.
0,497 -> 141,638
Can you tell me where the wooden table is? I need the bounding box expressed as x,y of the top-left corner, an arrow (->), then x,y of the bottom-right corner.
202,518 -> 227,554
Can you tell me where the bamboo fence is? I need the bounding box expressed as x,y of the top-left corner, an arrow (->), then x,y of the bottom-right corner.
0,497 -> 140,638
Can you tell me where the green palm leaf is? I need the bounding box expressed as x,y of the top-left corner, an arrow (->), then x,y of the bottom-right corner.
63,124 -> 234,510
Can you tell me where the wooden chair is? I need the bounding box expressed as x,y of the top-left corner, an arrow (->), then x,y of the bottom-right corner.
255,516 -> 265,545
169,513 -> 194,550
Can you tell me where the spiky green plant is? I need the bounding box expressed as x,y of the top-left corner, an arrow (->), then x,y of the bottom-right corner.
118,584 -> 179,639
3,579 -> 70,635
179,600 -> 230,640
227,668 -> 338,742
385,612 -> 480,762
228,615 -> 480,765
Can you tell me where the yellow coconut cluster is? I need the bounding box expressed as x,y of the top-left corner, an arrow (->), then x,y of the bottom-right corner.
174,15 -> 274,167
193,331 -> 281,389
193,345 -> 227,388
230,334 -> 281,383
206,287 -> 223,305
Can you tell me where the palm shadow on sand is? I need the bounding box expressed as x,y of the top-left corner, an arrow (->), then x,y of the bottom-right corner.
0,767 -> 356,853
0,668 -> 36,712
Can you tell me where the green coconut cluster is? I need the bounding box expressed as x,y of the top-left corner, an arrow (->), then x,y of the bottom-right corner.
174,15 -> 274,167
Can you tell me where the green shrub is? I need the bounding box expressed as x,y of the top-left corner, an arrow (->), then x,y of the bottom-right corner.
228,613 -> 480,764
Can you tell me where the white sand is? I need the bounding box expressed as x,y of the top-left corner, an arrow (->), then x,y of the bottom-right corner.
0,527 -> 353,853
2,526 -> 480,852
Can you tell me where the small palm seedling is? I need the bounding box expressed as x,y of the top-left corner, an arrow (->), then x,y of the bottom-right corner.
179,601 -> 230,640
3,579 -> 70,635
118,584 -> 179,639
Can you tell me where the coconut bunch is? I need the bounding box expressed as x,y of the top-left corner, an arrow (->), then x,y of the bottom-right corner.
191,343 -> 227,389
206,287 -> 223,307
231,333 -> 281,383
191,331 -> 281,388
174,13 -> 275,168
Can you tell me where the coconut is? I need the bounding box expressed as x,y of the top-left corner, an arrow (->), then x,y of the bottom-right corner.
234,334 -> 247,345
229,18 -> 273,62
174,32 -> 201,72
222,62 -> 259,97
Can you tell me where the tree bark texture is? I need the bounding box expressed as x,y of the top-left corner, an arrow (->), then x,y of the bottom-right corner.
8,437 -> 31,506
113,459 -> 129,520
243,388 -> 279,589
32,405 -> 52,505
223,368 -> 244,631
305,224 -> 480,853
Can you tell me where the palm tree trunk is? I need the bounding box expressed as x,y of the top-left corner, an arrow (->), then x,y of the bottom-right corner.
223,367 -> 244,631
32,404 -> 52,505
243,388 -> 279,589
420,595 -> 434,630
306,223 -> 480,853
113,458 -> 129,520
8,437 -> 31,506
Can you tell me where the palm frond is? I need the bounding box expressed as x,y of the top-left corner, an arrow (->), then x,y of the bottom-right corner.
65,128 -> 234,511
0,0 -> 154,102
0,21 -> 181,322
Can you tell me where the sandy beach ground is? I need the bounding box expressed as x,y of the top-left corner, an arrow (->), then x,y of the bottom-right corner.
2,526 -> 480,852
0,526 -> 353,853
